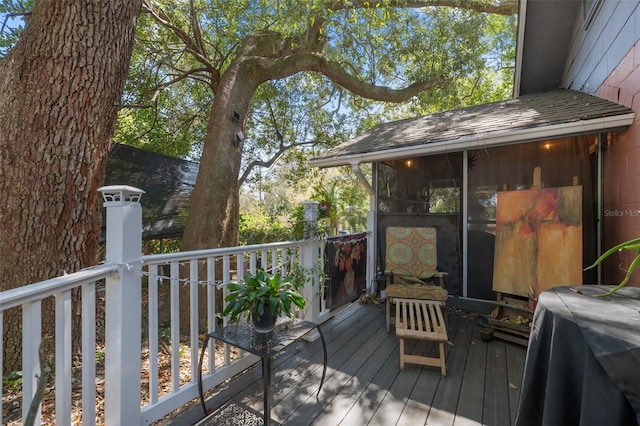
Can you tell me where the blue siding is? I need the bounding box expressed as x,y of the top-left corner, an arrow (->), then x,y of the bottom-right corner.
563,0 -> 640,94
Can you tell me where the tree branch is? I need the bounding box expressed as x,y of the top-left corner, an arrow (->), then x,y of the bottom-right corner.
256,52 -> 445,103
189,0 -> 209,62
326,0 -> 518,16
164,66 -> 212,87
305,15 -> 327,52
1,11 -> 31,33
267,99 -> 286,148
305,0 -> 517,55
120,65 -> 211,111
142,0 -> 220,84
239,140 -> 318,186
119,103 -> 155,110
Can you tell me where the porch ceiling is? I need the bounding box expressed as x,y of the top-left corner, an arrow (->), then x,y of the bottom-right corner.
309,89 -> 635,168
515,0 -> 580,96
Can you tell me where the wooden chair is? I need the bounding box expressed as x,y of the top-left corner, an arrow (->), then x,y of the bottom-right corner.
395,298 -> 448,376
384,226 -> 448,333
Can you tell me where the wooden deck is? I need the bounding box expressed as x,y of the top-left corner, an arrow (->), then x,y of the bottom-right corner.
163,301 -> 527,426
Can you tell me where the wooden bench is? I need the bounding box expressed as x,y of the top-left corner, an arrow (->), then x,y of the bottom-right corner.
394,298 -> 448,376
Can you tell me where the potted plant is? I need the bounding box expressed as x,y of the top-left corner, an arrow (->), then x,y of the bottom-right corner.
585,237 -> 640,296
222,269 -> 307,333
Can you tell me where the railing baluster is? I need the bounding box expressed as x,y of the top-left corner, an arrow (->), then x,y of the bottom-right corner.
249,251 -> 257,275
190,259 -> 199,383
81,282 -> 96,426
55,289 -> 72,425
271,249 -> 278,275
206,256 -> 216,373
148,264 -> 159,404
22,300 -> 42,424
236,254 -> 244,282
281,249 -> 288,276
290,246 -> 298,272
260,250 -> 268,271
235,254 -> 246,358
170,261 -> 180,392
222,255 -> 231,365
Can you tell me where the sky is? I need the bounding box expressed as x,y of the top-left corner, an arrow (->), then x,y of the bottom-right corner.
0,8 -> 23,29
0,10 -> 24,57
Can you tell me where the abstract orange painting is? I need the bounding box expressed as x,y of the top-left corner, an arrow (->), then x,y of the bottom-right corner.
492,186 -> 583,297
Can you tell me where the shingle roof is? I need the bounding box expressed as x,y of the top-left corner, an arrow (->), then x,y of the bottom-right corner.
309,89 -> 634,167
104,144 -> 199,240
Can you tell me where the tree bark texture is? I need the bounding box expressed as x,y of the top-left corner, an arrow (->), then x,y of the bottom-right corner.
0,0 -> 142,373
174,56 -> 261,330
179,31 -> 428,326
182,55 -> 261,251
180,28 -> 449,252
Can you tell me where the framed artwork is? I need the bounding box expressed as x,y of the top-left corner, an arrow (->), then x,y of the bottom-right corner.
493,186 -> 583,297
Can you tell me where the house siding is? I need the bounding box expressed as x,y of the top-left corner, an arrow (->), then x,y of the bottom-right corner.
596,41 -> 640,287
562,0 -> 640,287
563,0 -> 640,94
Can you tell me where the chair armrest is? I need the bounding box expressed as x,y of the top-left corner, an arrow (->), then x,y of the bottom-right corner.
435,271 -> 448,288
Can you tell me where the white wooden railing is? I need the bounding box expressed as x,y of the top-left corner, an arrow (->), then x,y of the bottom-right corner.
0,186 -> 330,425
0,264 -> 119,426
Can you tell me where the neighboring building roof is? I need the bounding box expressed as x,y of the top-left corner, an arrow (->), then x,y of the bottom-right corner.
104,144 -> 199,240
309,89 -> 634,168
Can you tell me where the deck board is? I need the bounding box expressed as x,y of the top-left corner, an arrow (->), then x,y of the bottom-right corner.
428,312 -> 472,425
163,302 -> 527,426
280,306 -> 387,424
373,340 -> 423,425
454,325 -> 488,426
339,334 -> 406,425
506,341 -> 526,424
248,304 -> 377,418
483,339 -> 511,426
307,320 -> 398,424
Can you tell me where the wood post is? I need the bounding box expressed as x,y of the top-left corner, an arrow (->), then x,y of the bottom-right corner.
99,186 -> 144,425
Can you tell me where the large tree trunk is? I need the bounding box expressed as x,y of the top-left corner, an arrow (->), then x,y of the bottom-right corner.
0,0 -> 142,374
182,59 -> 259,251
176,59 -> 260,329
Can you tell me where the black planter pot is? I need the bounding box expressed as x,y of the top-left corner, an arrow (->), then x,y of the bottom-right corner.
251,305 -> 278,333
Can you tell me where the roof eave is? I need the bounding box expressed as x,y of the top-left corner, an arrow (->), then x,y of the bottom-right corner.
309,112 -> 635,168
513,0 -> 527,98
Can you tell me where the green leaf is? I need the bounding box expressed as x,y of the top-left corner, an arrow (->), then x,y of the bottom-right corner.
596,247 -> 640,297
584,238 -> 640,270
585,238 -> 640,296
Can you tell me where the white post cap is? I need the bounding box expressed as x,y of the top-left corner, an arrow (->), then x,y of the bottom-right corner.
98,185 -> 145,207
302,201 -> 320,222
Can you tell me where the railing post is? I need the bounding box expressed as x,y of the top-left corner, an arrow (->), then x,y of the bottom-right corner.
98,185 -> 144,425
302,201 -> 320,323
